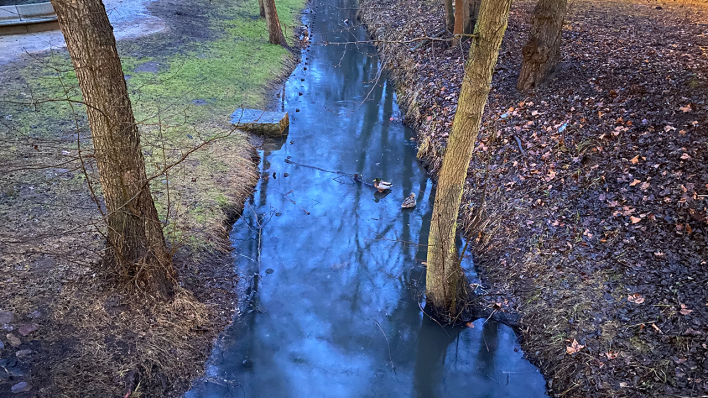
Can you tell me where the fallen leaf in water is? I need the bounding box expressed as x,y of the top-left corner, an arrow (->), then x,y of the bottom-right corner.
566,339 -> 584,355
605,351 -> 618,360
680,304 -> 693,315
628,293 -> 645,304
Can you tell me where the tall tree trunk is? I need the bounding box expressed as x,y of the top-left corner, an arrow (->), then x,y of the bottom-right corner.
452,0 -> 469,45
426,0 -> 512,317
258,0 -> 265,18
444,0 -> 454,33
50,0 -> 175,299
263,0 -> 287,47
467,0 -> 480,33
517,0 -> 567,91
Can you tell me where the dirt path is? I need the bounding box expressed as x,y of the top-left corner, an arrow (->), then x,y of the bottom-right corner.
360,0 -> 708,396
0,0 -> 165,65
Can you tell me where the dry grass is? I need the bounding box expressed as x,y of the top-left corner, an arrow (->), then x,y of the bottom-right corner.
0,120 -> 259,396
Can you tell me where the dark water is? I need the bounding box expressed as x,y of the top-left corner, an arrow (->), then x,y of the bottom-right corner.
185,0 -> 548,396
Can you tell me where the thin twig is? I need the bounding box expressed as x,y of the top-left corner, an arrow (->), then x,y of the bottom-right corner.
374,320 -> 396,375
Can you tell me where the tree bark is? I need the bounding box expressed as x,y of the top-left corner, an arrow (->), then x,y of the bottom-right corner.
467,0 -> 480,33
426,0 -> 512,317
517,0 -> 567,91
258,0 -> 265,18
263,0 -> 287,47
452,0 -> 469,45
50,0 -> 175,299
444,0 -> 454,33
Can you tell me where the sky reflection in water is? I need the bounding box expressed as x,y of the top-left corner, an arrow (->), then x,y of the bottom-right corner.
186,0 -> 548,396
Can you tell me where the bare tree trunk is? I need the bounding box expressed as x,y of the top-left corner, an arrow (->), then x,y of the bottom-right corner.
467,0 -> 480,33
50,0 -> 176,299
263,0 -> 287,47
517,0 -> 567,91
452,0 -> 469,45
426,0 -> 512,317
258,0 -> 265,18
444,0 -> 454,33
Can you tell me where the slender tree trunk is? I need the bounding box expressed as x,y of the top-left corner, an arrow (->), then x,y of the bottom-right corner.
258,0 -> 265,18
444,0 -> 454,33
452,0 -> 469,45
467,0 -> 480,33
426,0 -> 512,317
517,0 -> 567,91
50,0 -> 175,299
263,0 -> 287,47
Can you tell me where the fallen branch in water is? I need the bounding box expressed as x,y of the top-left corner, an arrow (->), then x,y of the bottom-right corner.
374,320 -> 396,375
284,190 -> 312,215
284,158 -> 377,188
284,158 -> 346,174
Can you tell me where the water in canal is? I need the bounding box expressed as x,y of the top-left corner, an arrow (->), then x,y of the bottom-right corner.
186,0 -> 548,396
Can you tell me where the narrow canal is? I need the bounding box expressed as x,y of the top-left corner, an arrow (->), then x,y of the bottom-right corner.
186,0 -> 548,396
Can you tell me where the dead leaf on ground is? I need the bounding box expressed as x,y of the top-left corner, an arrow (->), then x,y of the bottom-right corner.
630,216 -> 642,224
628,293 -> 645,304
605,351 -> 618,360
566,339 -> 584,355
680,304 -> 693,315
630,179 -> 641,186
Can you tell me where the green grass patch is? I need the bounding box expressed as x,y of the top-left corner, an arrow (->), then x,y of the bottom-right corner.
0,0 -> 303,251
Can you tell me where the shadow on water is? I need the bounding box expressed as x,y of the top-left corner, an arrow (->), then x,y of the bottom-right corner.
186,0 -> 548,396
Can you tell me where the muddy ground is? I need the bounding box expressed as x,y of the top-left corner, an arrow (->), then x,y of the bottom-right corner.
360,0 -> 708,396
0,0 -> 304,395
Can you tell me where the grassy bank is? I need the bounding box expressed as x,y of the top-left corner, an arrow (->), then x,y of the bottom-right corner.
0,0 -> 305,395
360,0 -> 708,396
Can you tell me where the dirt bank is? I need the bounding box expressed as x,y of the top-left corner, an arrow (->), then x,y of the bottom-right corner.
360,0 -> 708,396
0,0 -> 305,395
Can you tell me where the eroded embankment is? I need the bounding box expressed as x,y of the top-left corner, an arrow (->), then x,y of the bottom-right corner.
360,0 -> 708,396
0,0 -> 305,395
